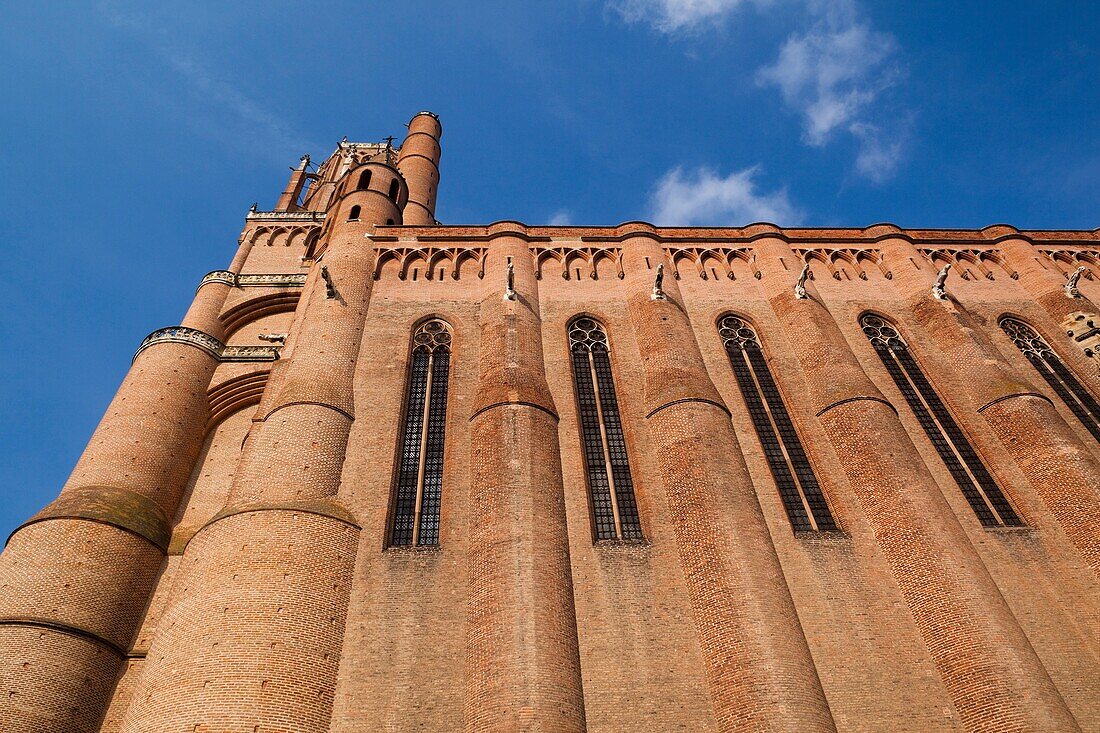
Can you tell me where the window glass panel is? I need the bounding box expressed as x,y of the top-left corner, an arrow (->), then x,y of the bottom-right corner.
593,351 -> 643,540
418,350 -> 449,545
392,352 -> 428,546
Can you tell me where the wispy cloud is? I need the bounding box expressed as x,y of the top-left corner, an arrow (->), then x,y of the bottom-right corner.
610,0 -> 908,180
97,3 -> 317,161
649,166 -> 802,225
548,210 -> 574,225
160,54 -> 317,156
610,0 -> 772,33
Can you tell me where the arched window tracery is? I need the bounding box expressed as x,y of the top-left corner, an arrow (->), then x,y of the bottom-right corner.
860,314 -> 1021,527
568,317 -> 643,541
390,319 -> 452,547
719,315 -> 836,531
1000,317 -> 1100,442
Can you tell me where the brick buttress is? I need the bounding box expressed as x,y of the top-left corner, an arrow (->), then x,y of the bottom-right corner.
116,163 -> 406,733
0,253 -> 237,733
879,234 -> 1100,576
463,223 -> 587,732
754,234 -> 1080,732
620,225 -> 837,732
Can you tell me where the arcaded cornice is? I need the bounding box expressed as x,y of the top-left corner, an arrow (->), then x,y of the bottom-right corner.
367,221 -> 1100,248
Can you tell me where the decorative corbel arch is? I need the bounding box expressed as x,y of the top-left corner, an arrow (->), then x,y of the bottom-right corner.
373,249 -> 403,280
855,250 -> 890,280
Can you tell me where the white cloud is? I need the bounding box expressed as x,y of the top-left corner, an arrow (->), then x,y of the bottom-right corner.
610,0 -> 770,33
548,210 -> 574,225
756,21 -> 898,146
649,166 -> 801,225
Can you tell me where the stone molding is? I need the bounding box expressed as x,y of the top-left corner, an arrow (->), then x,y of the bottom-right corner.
197,271 -> 308,292
246,210 -> 326,222
220,345 -> 280,362
134,326 -> 281,363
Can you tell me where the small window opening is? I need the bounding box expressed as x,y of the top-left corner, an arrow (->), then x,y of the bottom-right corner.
357,169 -> 372,191
568,317 -> 643,542
1001,317 -> 1100,442
720,315 -> 836,531
348,205 -> 361,221
861,314 -> 1022,527
388,179 -> 400,202
390,319 -> 453,547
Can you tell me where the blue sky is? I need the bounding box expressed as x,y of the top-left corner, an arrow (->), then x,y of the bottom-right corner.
0,1 -> 1097,537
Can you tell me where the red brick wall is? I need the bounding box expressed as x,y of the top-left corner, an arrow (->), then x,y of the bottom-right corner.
3,128 -> 1100,732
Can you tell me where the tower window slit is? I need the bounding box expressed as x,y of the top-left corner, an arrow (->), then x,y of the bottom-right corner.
719,315 -> 836,532
1000,317 -> 1100,443
389,319 -> 452,547
568,317 -> 643,541
357,169 -> 372,190
861,314 -> 1021,527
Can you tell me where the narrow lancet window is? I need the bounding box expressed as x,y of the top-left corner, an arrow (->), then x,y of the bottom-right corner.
1001,317 -> 1100,442
357,169 -> 372,190
861,314 -> 1022,527
388,179 -> 400,202
390,319 -> 452,547
568,317 -> 643,541
719,315 -> 836,532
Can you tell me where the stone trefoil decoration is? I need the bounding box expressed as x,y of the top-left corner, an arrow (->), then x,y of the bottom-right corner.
794,262 -> 811,299
321,265 -> 336,299
932,264 -> 951,301
504,258 -> 517,301
651,263 -> 666,301
1065,266 -> 1087,299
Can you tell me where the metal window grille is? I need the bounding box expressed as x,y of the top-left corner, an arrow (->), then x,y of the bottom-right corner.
390,319 -> 452,546
1000,317 -> 1100,443
719,315 -> 837,532
568,317 -> 644,541
861,314 -> 1021,527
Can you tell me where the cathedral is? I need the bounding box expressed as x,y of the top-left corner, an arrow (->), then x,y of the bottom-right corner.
2,111 -> 1100,732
